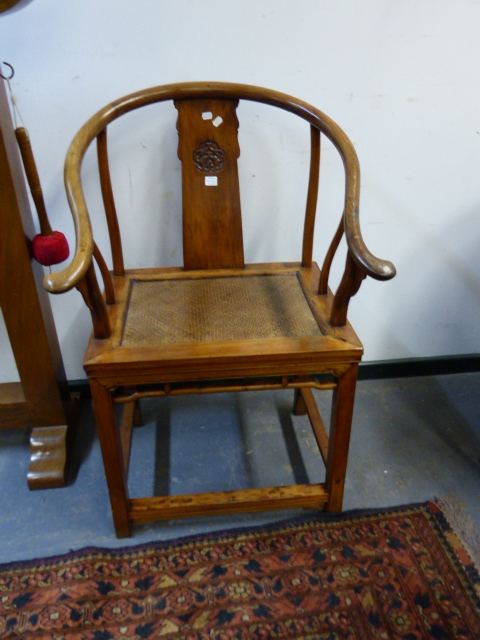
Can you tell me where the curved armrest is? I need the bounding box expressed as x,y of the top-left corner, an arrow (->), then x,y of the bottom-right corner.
43,137 -> 96,294
42,97 -> 124,294
42,197 -> 94,293
337,139 -> 395,282
302,103 -> 395,284
345,203 -> 396,281
43,238 -> 93,293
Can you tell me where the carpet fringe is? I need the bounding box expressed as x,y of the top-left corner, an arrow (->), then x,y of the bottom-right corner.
435,495 -> 480,572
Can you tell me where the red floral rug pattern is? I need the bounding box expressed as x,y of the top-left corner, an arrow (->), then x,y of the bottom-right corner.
0,502 -> 479,639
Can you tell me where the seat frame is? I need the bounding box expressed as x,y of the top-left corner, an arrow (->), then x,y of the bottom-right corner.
45,82 -> 395,537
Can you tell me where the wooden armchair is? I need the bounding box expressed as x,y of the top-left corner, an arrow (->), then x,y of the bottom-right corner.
45,82 -> 395,537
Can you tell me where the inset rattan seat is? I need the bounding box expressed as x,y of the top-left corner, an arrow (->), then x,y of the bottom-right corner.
122,274 -> 322,346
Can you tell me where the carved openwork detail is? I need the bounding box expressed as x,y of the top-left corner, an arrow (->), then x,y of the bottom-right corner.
193,140 -> 226,173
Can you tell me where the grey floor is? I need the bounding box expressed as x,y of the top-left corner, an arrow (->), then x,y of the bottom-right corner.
0,372 -> 479,565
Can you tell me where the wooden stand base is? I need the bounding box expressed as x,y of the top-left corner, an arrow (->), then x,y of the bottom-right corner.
0,67 -> 75,489
0,384 -> 78,489
28,425 -> 69,489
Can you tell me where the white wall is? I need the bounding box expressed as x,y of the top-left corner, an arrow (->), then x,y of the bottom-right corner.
1,0 -> 480,381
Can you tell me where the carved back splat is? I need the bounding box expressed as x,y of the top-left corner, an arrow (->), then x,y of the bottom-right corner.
175,99 -> 244,270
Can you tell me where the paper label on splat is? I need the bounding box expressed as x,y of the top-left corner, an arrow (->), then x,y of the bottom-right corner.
205,176 -> 218,186
202,111 -> 213,120
212,116 -> 223,127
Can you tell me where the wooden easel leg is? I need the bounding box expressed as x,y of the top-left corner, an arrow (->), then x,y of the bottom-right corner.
90,379 -> 132,537
325,363 -> 358,512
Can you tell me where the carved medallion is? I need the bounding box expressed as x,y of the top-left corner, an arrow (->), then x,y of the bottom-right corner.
192,140 -> 226,173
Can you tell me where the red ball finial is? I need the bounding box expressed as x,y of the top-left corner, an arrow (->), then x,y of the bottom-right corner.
32,231 -> 70,266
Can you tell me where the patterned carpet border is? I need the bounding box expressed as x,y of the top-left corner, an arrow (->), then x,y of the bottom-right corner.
1,500 -> 478,574
1,500 -> 479,639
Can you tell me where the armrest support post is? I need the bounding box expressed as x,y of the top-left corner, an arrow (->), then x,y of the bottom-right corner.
330,252 -> 366,327
76,263 -> 111,339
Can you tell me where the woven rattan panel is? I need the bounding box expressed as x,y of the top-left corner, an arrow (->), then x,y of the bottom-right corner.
121,274 -> 321,346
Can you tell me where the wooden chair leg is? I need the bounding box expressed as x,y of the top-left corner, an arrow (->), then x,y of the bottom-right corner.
293,388 -> 307,415
325,363 -> 358,512
90,378 -> 132,537
123,387 -> 142,427
132,399 -> 142,427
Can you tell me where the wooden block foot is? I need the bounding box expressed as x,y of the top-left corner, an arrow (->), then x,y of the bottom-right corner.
28,425 -> 68,489
27,392 -> 81,490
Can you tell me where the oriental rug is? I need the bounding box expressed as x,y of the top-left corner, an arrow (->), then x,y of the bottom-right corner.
0,501 -> 479,639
